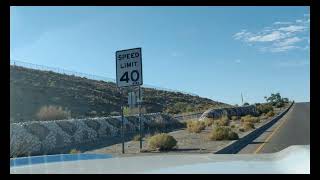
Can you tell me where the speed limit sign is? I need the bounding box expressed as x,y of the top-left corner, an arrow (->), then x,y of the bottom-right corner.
116,48 -> 143,88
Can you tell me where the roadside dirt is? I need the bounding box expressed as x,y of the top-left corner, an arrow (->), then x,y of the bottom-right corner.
85,106 -> 288,157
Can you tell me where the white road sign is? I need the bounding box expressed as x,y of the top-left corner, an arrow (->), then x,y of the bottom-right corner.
116,48 -> 143,88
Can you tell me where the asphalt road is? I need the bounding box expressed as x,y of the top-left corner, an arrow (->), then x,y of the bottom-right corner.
238,102 -> 310,154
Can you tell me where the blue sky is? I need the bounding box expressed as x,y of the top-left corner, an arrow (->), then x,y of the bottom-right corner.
10,6 -> 310,105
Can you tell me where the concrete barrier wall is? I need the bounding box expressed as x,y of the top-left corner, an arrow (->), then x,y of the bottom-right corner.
10,113 -> 182,157
199,105 -> 259,120
215,102 -> 294,154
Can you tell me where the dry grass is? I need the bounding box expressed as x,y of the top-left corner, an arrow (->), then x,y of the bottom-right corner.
266,111 -> 275,117
231,116 -> 239,121
186,120 -> 206,133
256,103 -> 274,115
240,115 -> 260,123
203,117 -> 214,127
239,122 -> 255,132
208,126 -> 239,141
148,133 -> 177,151
36,105 -> 71,121
214,116 -> 230,126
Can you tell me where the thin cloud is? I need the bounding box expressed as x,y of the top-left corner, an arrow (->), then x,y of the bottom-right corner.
247,31 -> 283,42
273,37 -> 302,47
273,21 -> 292,25
269,46 -> 298,53
233,14 -> 309,53
278,25 -> 306,32
276,60 -> 309,67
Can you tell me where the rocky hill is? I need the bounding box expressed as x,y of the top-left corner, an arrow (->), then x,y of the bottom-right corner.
10,65 -> 231,123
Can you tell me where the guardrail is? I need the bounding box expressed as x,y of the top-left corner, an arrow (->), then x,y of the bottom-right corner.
215,102 -> 294,154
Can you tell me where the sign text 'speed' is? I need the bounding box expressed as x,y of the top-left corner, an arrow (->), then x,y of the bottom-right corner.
117,52 -> 140,61
116,48 -> 143,88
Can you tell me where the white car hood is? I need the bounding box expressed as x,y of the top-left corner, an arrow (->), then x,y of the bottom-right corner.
11,145 -> 310,174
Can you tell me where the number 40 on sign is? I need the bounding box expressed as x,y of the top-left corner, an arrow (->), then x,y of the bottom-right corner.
116,48 -> 143,88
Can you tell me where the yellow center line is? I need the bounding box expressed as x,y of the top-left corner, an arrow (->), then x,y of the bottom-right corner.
253,107 -> 292,154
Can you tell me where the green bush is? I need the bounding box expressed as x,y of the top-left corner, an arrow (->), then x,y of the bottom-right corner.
148,133 -> 177,151
187,120 -> 206,133
228,131 -> 239,140
36,105 -> 71,121
208,126 -> 239,141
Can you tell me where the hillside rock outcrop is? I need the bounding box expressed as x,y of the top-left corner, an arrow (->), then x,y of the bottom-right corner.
199,105 -> 259,120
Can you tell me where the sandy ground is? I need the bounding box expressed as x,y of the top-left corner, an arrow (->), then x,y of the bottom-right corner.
85,106 -> 287,157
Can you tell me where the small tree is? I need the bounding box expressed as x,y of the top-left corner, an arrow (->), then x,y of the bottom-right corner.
264,93 -> 288,107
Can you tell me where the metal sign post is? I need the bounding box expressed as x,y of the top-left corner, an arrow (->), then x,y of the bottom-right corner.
121,104 -> 125,154
138,86 -> 142,150
116,47 -> 143,154
118,88 -> 125,154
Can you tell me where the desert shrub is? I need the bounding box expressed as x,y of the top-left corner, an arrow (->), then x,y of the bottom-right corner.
36,105 -> 71,121
259,113 -> 268,120
231,116 -> 239,121
133,134 -> 142,141
256,103 -> 274,115
240,122 -> 255,132
70,149 -> 80,154
123,107 -> 147,116
231,124 -> 236,128
203,117 -> 214,127
187,120 -> 206,133
228,131 -> 239,140
208,126 -> 239,140
148,133 -> 177,151
266,111 -> 275,117
214,116 -> 230,126
240,115 -> 259,123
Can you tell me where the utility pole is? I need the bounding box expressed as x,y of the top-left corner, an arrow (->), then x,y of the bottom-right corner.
241,93 -> 244,105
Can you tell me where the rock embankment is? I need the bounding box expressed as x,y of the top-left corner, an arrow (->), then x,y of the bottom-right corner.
10,113 -> 183,157
199,105 -> 259,120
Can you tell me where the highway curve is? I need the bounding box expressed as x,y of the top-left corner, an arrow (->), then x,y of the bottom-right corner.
238,102 -> 310,154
